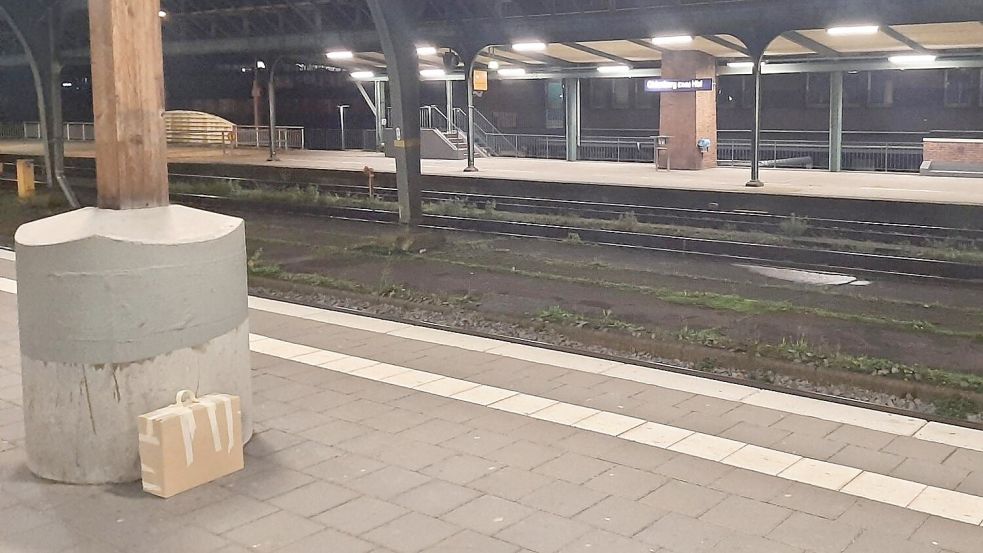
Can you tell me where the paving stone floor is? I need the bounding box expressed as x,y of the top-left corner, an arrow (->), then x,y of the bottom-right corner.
1,254 -> 982,553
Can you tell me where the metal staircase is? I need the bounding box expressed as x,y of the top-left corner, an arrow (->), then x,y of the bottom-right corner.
418,105 -> 498,158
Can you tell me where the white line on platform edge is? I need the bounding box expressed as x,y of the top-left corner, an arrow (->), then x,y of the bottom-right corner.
248,333 -> 983,527
0,248 -> 14,262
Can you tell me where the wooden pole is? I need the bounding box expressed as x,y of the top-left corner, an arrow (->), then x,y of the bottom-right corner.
87,0 -> 169,209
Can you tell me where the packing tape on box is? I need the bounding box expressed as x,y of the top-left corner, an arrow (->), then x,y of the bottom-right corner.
198,395 -> 236,453
138,392 -> 236,466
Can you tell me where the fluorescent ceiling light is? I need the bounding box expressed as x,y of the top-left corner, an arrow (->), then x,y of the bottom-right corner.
827,25 -> 879,36
326,50 -> 354,60
597,65 -> 631,74
255,60 -> 266,69
512,42 -> 547,52
420,68 -> 446,77
651,35 -> 693,46
62,82 -> 73,88
416,46 -> 438,56
888,54 -> 936,65
488,60 -> 500,70
351,71 -> 375,79
727,61 -> 755,68
158,10 -> 167,17
498,68 -> 526,77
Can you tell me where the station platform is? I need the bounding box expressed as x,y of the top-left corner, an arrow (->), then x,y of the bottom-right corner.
1,248 -> 982,552
2,140 -> 983,207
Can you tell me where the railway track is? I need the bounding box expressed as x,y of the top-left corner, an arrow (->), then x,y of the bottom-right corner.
178,193 -> 983,282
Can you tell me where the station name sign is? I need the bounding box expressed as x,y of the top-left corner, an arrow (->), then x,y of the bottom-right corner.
645,78 -> 714,92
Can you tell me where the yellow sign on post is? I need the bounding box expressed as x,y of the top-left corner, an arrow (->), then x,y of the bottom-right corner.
16,159 -> 35,199
473,70 -> 488,92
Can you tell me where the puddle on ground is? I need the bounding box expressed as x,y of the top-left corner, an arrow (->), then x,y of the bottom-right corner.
735,264 -> 870,286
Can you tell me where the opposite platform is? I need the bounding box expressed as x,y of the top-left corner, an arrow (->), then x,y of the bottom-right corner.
1,250 -> 982,553
2,140 -> 983,207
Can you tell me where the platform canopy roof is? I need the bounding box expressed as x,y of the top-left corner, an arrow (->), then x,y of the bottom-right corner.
1,0 -> 982,76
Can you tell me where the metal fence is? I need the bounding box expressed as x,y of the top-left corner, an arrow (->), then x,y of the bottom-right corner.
483,133 -> 658,163
716,139 -> 924,172
305,129 -> 378,151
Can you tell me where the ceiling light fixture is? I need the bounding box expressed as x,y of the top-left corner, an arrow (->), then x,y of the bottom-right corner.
498,68 -> 527,77
326,50 -> 354,60
488,60 -> 500,70
827,25 -> 879,36
512,42 -> 547,52
651,35 -> 693,46
727,61 -> 755,68
888,54 -> 937,65
420,68 -> 447,78
416,46 -> 438,56
597,65 -> 631,74
351,71 -> 375,79
158,10 -> 167,17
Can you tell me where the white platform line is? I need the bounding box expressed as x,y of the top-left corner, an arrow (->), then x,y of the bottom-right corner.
0,248 -> 14,262
0,276 -> 16,295
249,333 -> 983,527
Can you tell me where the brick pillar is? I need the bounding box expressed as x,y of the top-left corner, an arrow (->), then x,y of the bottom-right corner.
659,51 -> 718,170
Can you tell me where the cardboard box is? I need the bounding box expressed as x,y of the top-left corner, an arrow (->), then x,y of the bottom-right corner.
139,390 -> 244,498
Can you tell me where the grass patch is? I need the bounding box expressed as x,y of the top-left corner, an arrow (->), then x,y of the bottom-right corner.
425,256 -> 982,340
534,303 -> 983,400
933,396 -> 981,419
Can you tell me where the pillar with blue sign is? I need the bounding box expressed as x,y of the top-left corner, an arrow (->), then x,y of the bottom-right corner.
656,51 -> 718,170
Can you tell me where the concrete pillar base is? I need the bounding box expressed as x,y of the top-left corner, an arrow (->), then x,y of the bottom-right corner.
463,166 -> 480,173
15,205 -> 252,484
745,179 -> 765,188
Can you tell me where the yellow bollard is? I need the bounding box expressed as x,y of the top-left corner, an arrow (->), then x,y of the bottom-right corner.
16,159 -> 35,199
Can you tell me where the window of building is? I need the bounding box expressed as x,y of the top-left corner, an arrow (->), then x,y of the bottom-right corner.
718,76 -> 742,109
635,79 -> 654,109
843,72 -> 865,108
589,79 -> 610,109
611,79 -> 631,109
867,71 -> 894,108
806,73 -> 830,108
944,68 -> 981,108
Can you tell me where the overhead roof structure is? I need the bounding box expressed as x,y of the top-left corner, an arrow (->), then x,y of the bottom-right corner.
2,0 -> 983,74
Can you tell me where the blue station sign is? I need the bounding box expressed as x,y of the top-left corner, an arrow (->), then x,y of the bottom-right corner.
645,78 -> 715,92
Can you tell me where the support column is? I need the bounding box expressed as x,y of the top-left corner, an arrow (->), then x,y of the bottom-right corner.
367,0 -> 423,225
0,4 -> 80,208
659,51 -> 718,170
564,78 -> 580,162
829,71 -> 844,173
746,52 -> 765,187
464,56 -> 479,172
374,80 -> 386,150
15,0 -> 252,484
267,63 -> 279,162
445,79 -> 455,133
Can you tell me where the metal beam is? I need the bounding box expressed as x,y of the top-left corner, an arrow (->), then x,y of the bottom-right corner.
354,82 -> 376,116
562,42 -> 634,65
702,35 -> 750,56
781,31 -> 841,58
829,71 -> 843,172
627,38 -> 668,56
880,26 -> 933,54
564,78 -> 580,162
